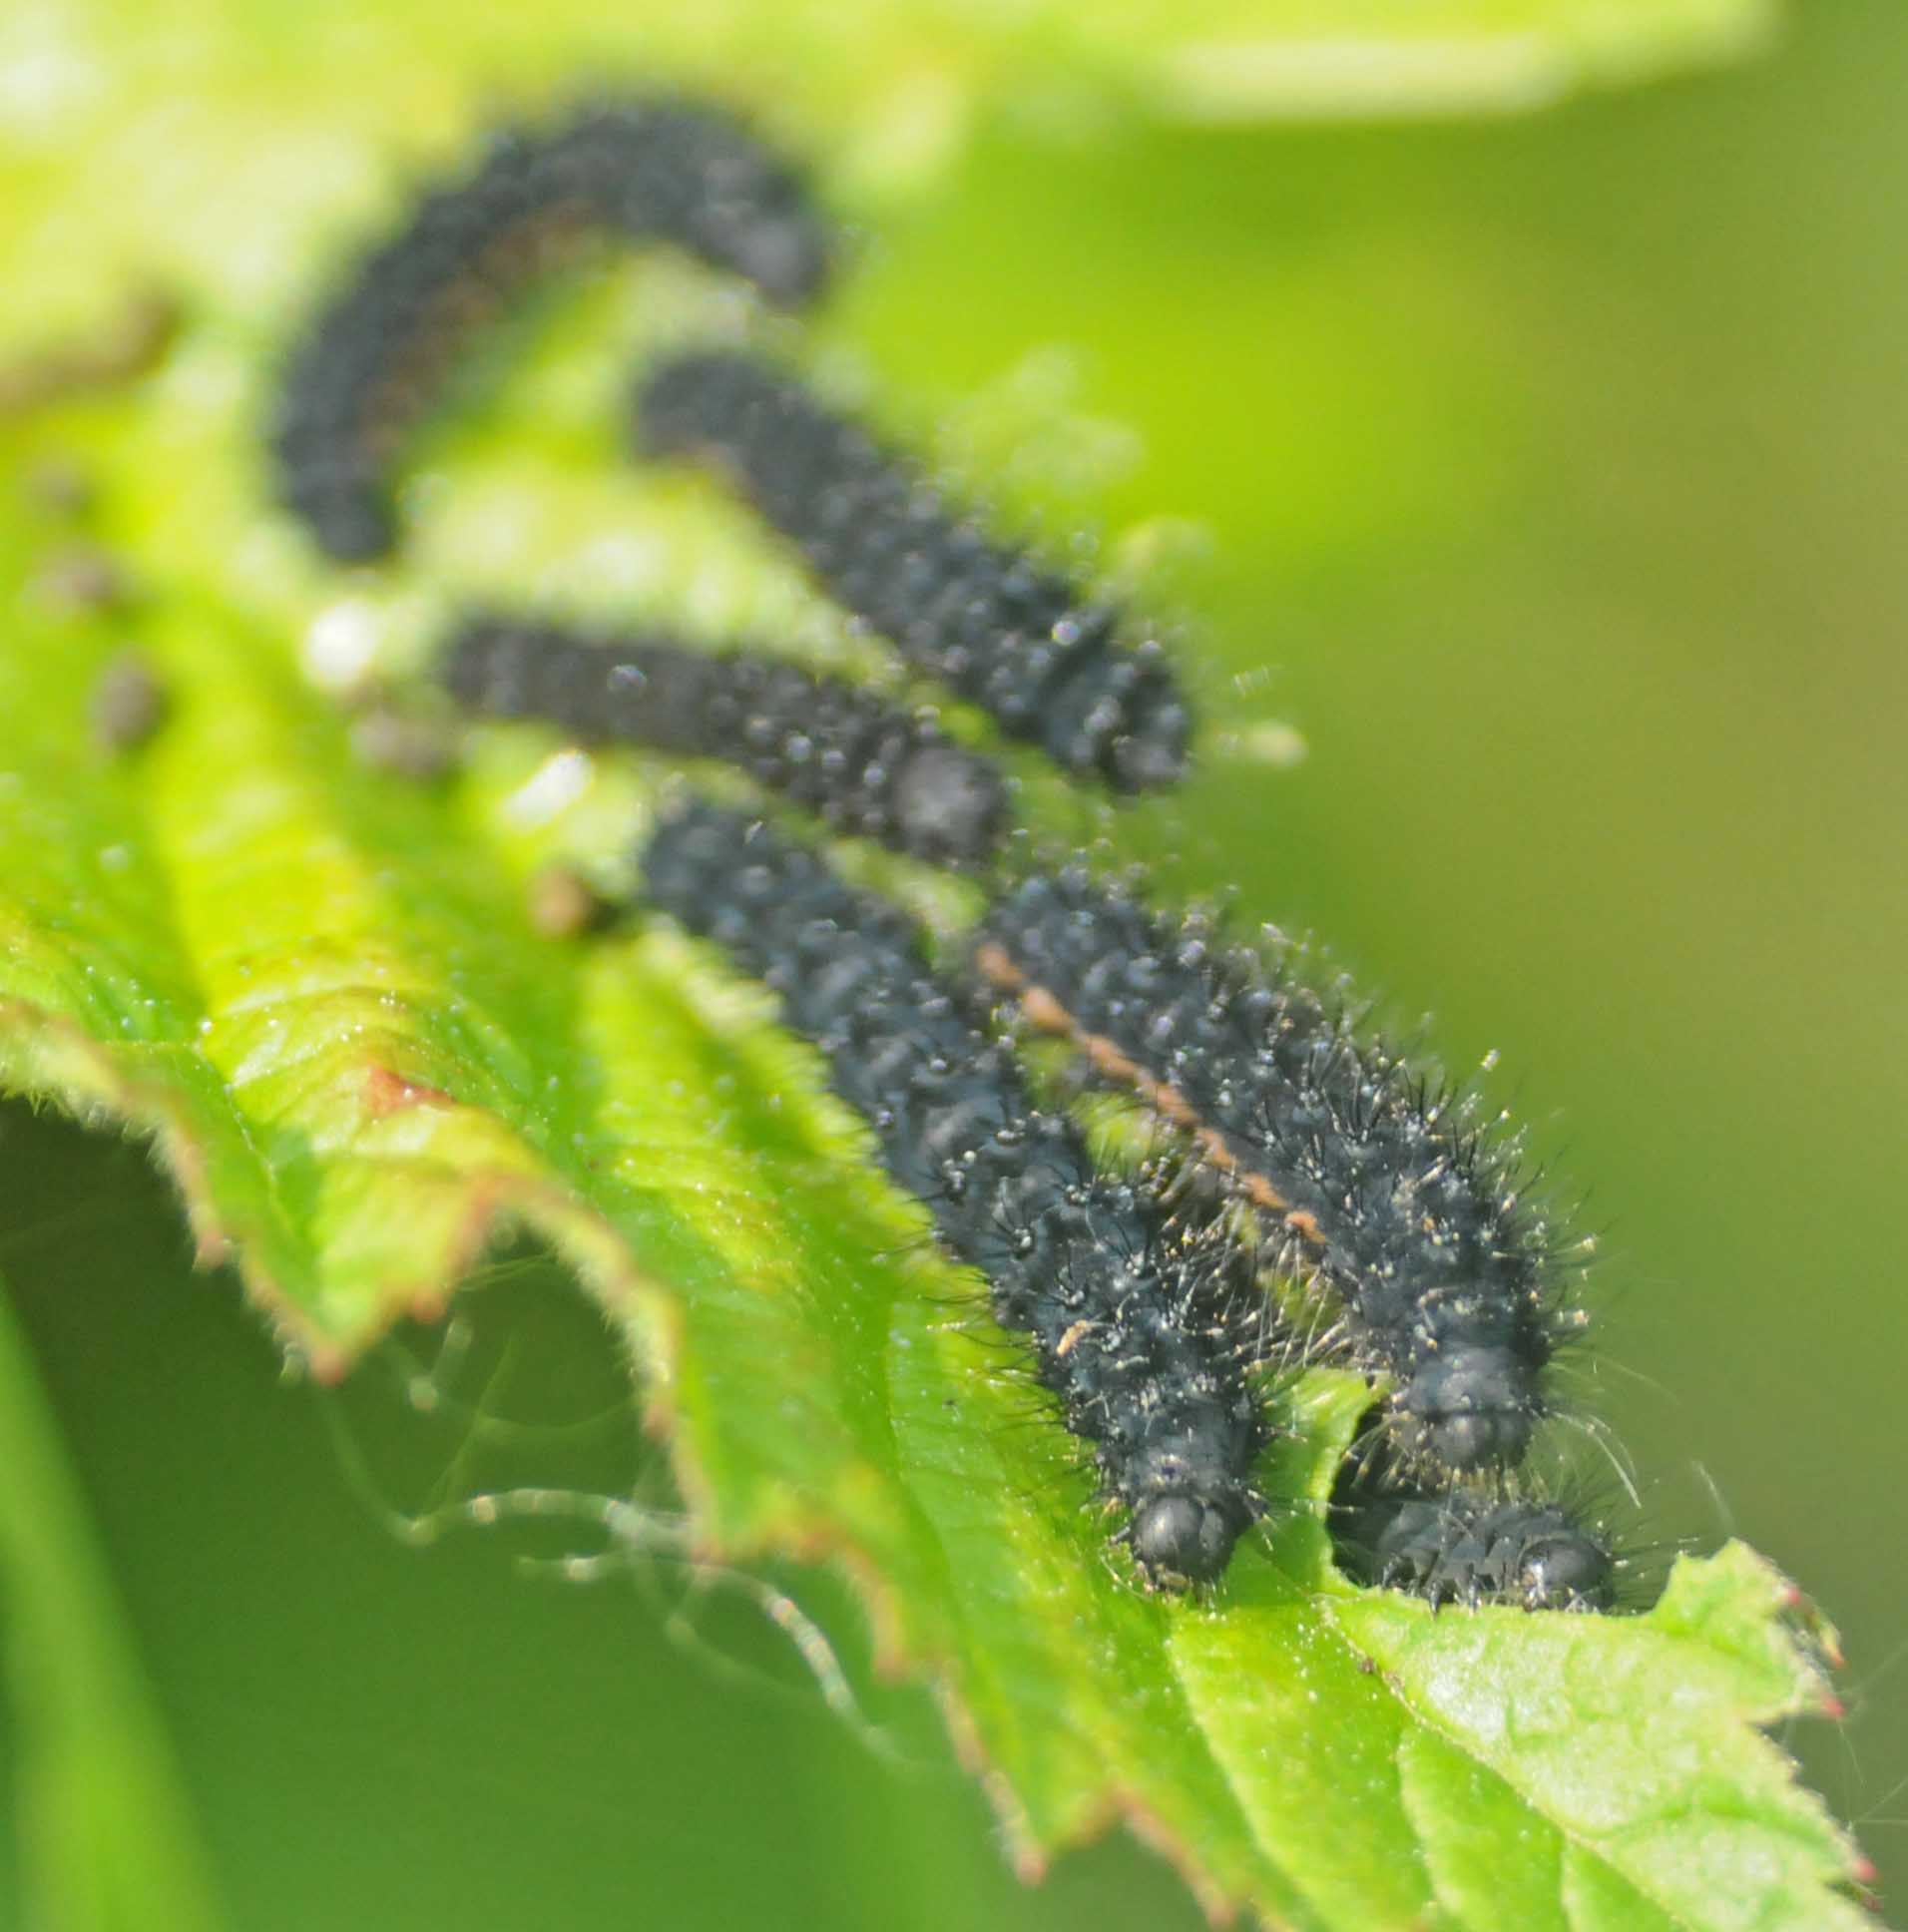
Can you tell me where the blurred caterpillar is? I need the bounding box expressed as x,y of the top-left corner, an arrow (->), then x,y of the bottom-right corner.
633,349 -> 1191,792
439,613 -> 1008,866
273,96 -> 832,562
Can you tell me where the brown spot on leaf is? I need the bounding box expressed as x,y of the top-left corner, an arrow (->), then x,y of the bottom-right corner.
410,1289 -> 451,1326
91,651 -> 169,753
32,545 -> 137,617
349,704 -> 459,782
527,865 -> 610,939
364,1066 -> 457,1115
0,288 -> 180,416
305,1342 -> 350,1386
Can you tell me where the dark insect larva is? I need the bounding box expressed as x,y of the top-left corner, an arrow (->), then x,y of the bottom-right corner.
439,614 -> 1010,865
972,866 -> 1581,1481
273,97 -> 833,562
632,350 -> 1192,791
1332,1476 -> 1616,1613
642,798 -> 1272,1586
446,620 -> 1571,1481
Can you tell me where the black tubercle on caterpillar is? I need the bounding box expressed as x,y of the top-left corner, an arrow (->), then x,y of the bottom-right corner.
972,867 -> 1584,1482
273,97 -> 832,563
1330,1469 -> 1617,1613
641,798 -> 1273,1587
438,614 -> 1010,865
632,350 -> 1191,793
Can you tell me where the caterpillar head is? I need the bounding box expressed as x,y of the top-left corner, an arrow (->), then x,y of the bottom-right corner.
1351,1491 -> 1618,1614
1128,1493 -> 1249,1586
1123,1427 -> 1264,1588
1395,1342 -> 1538,1473
1502,1509 -> 1616,1612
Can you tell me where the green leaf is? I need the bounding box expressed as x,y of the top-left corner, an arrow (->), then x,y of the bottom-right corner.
0,1270 -> 225,1932
0,7 -> 1877,1930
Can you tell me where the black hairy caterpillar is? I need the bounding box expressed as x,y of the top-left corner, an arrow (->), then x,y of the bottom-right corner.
439,614 -> 1009,865
443,619 -> 1575,1483
1331,1471 -> 1617,1613
632,349 -> 1191,792
273,96 -> 832,562
642,798 -> 1273,1586
971,866 -> 1585,1481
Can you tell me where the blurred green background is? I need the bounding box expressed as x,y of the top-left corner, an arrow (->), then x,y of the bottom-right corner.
3,0 -> 1905,1924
